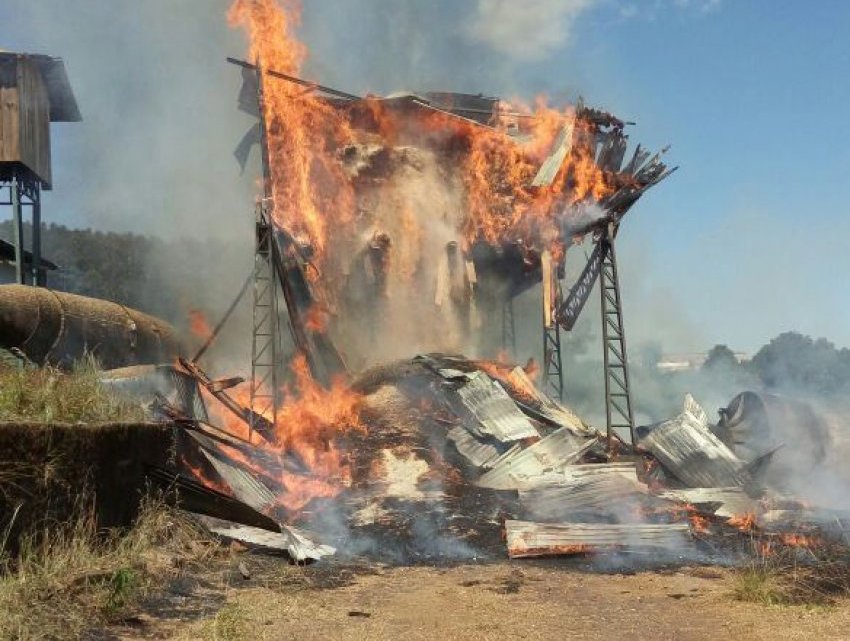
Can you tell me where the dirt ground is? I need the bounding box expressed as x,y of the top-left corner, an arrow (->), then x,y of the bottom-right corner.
109,557 -> 850,641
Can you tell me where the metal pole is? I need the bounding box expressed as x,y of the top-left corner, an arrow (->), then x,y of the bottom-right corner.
31,182 -> 42,286
10,177 -> 24,285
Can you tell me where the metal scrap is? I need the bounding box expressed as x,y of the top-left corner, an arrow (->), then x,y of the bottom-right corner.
519,473 -> 649,522
476,429 -> 596,490
454,371 -> 539,443
505,520 -> 690,558
640,394 -> 747,488
197,514 -> 336,562
657,487 -> 758,519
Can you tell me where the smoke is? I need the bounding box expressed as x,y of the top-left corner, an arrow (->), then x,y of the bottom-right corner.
464,0 -> 600,61
3,0 -> 254,239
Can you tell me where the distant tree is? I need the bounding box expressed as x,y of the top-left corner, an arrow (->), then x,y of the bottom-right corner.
750,331 -> 850,396
703,344 -> 739,372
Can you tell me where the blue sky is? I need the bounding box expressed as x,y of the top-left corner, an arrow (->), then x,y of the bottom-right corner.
3,0 -> 849,353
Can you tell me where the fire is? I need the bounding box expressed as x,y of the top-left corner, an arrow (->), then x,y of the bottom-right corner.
198,353 -> 365,514
228,0 -> 355,275
683,504 -> 711,534
188,308 -> 213,341
778,533 -> 820,548
228,0 -> 623,310
727,512 -> 757,533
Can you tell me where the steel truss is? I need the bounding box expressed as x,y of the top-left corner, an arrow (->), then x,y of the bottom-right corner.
0,172 -> 43,285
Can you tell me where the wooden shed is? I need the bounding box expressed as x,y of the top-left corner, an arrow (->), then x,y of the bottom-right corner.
0,52 -> 81,189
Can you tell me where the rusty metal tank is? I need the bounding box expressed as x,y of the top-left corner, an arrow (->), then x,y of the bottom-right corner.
0,284 -> 182,369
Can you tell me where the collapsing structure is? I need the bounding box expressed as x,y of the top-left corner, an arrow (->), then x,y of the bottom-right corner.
224,54 -> 675,445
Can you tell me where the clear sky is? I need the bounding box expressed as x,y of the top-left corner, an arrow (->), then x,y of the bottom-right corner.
2,0 -> 849,353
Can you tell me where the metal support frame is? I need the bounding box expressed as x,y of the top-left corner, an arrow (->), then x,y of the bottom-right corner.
543,278 -> 564,402
501,296 -> 516,357
249,200 -> 279,434
0,173 -> 43,285
247,60 -> 280,437
599,231 -> 635,446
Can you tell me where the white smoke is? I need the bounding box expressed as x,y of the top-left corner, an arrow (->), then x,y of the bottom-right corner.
464,0 -> 600,61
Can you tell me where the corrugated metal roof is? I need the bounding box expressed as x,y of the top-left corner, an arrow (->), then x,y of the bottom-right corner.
454,371 -> 539,443
506,520 -> 690,558
197,447 -> 277,514
476,429 -> 595,490
505,366 -> 589,434
0,238 -> 58,270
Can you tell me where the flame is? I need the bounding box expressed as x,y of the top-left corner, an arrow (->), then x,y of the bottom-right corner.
228,0 -> 623,304
198,353 -> 364,514
228,0 -> 355,276
188,309 -> 213,341
727,512 -> 757,533
303,303 -> 328,333
683,504 -> 711,534
778,533 -> 820,548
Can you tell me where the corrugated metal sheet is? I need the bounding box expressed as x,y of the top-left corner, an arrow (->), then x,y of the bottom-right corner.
505,366 -> 589,435
198,448 -> 277,515
476,429 -> 595,490
197,515 -> 335,562
640,395 -> 747,488
506,520 -> 691,558
519,473 -> 647,521
454,371 -> 539,443
657,487 -> 757,518
447,425 -> 503,468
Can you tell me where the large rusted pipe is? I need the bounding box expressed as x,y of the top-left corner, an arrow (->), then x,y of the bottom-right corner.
0,285 -> 181,369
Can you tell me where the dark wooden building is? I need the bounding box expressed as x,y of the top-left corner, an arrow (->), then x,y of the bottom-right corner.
0,52 -> 80,285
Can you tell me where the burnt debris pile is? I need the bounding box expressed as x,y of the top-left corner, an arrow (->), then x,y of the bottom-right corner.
136,354 -> 848,566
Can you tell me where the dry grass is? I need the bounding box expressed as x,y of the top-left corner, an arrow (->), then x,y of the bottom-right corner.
734,539 -> 850,607
0,494 -> 217,641
0,357 -> 145,424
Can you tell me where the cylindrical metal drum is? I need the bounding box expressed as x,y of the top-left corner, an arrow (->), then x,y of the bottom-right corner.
0,284 -> 181,369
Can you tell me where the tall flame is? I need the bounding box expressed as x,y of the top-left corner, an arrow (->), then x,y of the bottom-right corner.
228,0 -> 355,273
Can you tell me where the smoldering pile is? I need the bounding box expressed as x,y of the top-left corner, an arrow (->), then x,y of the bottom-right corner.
147,354 -> 850,566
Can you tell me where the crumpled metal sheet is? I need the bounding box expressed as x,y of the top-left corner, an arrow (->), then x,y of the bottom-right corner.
505,520 -> 690,558
446,425 -> 503,469
640,394 -> 747,488
199,448 -> 277,515
196,515 -> 335,562
476,429 -> 596,490
504,366 -> 589,435
454,371 -> 539,443
657,487 -> 758,519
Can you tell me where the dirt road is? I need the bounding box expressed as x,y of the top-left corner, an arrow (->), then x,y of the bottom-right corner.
112,559 -> 850,640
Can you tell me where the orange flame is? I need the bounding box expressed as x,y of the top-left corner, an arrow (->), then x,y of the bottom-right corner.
188,309 -> 213,341
228,0 -> 623,304
228,0 -> 355,275
200,353 -> 364,514
727,513 -> 757,533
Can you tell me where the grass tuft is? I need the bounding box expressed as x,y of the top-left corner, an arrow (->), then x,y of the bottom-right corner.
0,356 -> 145,423
734,538 -> 850,607
0,494 -> 216,641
